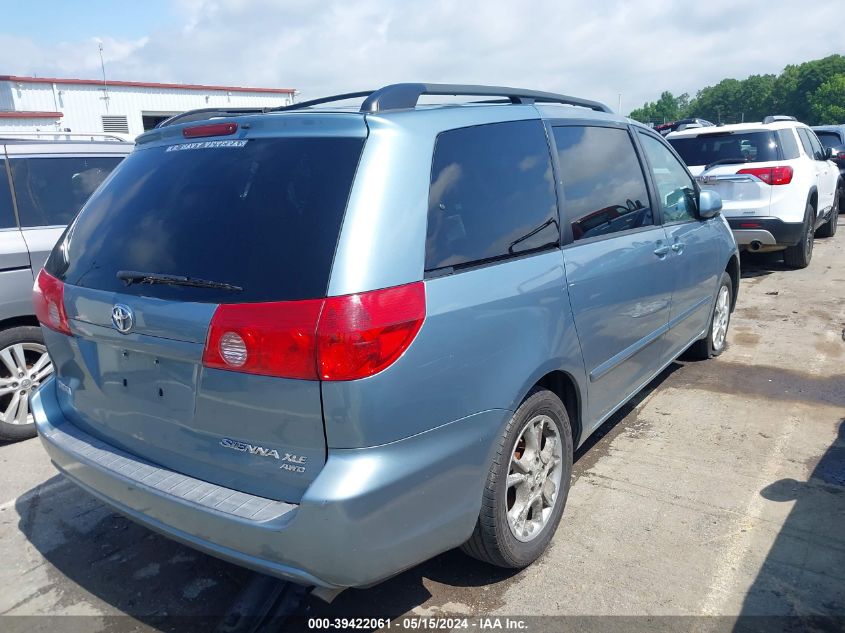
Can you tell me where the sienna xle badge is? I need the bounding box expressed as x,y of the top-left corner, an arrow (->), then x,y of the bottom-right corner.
32,84 -> 739,589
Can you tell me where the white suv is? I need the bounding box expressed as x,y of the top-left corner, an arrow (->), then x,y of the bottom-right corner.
667,116 -> 840,268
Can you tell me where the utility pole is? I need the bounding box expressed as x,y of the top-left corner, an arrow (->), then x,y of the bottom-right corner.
617,93 -> 622,114
98,41 -> 110,111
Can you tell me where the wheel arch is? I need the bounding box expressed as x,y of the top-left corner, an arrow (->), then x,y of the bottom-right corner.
0,315 -> 40,332
527,369 -> 583,449
725,254 -> 740,312
808,186 -> 818,211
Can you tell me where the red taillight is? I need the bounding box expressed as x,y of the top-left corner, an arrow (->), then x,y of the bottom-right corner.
202,282 -> 426,381
33,269 -> 71,335
182,122 -> 238,138
837,151 -> 845,160
317,282 -> 426,381
202,299 -> 323,379
737,165 -> 793,186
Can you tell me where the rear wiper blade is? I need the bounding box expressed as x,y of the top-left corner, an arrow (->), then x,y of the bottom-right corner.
702,157 -> 749,171
116,270 -> 243,291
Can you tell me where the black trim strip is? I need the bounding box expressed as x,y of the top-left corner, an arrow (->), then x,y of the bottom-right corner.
0,265 -> 32,274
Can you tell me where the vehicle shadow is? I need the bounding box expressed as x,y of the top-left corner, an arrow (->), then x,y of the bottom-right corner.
734,418 -> 845,633
739,251 -> 789,279
13,364 -> 683,632
14,476 -> 253,632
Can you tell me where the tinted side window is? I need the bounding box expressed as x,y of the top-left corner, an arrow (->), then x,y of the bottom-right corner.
777,129 -> 801,160
10,156 -> 123,227
805,130 -> 825,159
426,120 -> 559,271
0,161 -> 17,229
553,125 -> 652,241
796,128 -> 815,157
639,133 -> 698,223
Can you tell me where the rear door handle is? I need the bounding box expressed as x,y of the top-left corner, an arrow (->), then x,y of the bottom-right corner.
672,242 -> 684,253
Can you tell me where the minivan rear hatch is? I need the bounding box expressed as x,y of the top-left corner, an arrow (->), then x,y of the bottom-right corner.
43,117 -> 367,503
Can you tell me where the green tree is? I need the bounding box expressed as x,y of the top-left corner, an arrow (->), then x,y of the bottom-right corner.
737,74 -> 776,122
628,54 -> 845,126
810,74 -> 845,124
686,78 -> 744,123
629,91 -> 684,124
773,55 -> 845,122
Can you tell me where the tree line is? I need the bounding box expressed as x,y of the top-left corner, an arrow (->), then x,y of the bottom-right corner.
628,54 -> 845,126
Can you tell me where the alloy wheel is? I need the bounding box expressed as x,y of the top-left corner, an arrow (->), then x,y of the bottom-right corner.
0,343 -> 53,426
506,414 -> 563,542
711,285 -> 730,351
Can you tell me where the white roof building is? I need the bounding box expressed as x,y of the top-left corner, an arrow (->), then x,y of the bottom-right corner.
0,75 -> 296,138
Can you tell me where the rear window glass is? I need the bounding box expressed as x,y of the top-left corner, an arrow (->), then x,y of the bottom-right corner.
777,129 -> 801,160
0,161 -> 17,229
668,131 -> 780,167
47,137 -> 364,303
815,131 -> 843,149
10,156 -> 123,227
426,120 -> 559,271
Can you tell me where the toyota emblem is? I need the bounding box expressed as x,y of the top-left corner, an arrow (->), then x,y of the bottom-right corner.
111,304 -> 134,334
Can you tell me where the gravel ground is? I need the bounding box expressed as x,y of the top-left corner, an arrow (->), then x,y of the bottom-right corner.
1,218 -> 843,632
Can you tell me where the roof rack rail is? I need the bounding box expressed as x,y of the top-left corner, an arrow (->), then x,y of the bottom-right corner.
0,131 -> 129,142
763,115 -> 797,124
272,91 -> 375,112
155,84 -> 612,128
357,83 -> 612,113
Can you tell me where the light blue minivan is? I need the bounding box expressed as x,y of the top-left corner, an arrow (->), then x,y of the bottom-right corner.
31,84 -> 738,589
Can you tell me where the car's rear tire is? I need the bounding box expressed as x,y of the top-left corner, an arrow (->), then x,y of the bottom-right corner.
815,190 -> 839,238
0,326 -> 53,442
685,271 -> 733,360
783,202 -> 815,269
461,387 -> 573,569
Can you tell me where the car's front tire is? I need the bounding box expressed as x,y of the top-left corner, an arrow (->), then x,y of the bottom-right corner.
461,387 -> 573,568
783,202 -> 815,269
0,326 -> 53,442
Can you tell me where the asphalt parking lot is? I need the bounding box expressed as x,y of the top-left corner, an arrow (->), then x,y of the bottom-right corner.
1,219 -> 843,632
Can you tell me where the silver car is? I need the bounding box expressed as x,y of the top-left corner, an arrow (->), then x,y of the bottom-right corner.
0,134 -> 130,440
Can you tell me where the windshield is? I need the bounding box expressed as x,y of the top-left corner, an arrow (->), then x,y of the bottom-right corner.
668,131 -> 781,167
46,136 -> 365,303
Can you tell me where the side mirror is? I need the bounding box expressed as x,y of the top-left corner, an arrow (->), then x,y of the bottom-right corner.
698,190 -> 722,219
823,146 -> 834,160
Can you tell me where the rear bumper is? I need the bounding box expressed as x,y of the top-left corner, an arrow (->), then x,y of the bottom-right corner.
726,217 -> 805,247
33,378 -> 506,588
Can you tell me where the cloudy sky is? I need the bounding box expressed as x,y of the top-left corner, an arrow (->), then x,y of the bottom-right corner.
1,0 -> 841,114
